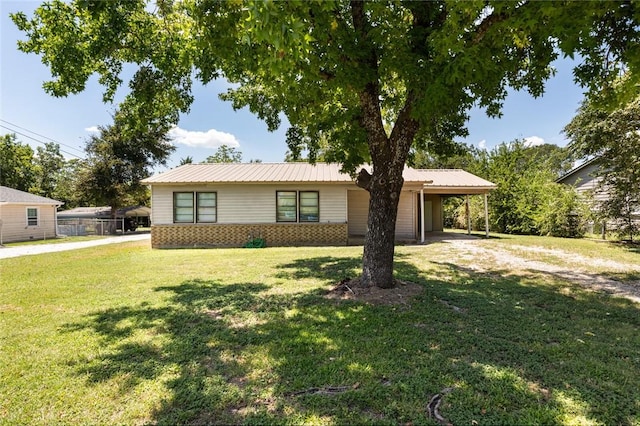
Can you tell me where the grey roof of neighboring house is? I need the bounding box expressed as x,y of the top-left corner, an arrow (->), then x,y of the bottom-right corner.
0,186 -> 63,205
142,163 -> 496,190
556,157 -> 599,184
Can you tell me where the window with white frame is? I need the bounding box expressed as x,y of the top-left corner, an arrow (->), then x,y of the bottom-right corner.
26,207 -> 39,226
276,191 -> 319,223
173,192 -> 217,223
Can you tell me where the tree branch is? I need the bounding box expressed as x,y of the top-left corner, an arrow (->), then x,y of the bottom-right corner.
472,2 -> 530,44
350,1 -> 388,161
355,168 -> 372,191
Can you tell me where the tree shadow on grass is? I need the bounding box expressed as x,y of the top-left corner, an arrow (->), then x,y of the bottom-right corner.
62,257 -> 640,425
275,252 -> 424,284
422,261 -> 640,425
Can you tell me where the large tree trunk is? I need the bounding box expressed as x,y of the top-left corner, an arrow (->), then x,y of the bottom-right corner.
360,164 -> 405,288
350,1 -> 419,289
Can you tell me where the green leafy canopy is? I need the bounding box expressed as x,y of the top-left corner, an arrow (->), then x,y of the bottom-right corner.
12,1 -> 640,173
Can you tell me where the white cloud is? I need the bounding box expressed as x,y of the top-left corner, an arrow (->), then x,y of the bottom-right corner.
168,126 -> 240,149
524,136 -> 545,147
85,126 -> 99,133
478,139 -> 487,149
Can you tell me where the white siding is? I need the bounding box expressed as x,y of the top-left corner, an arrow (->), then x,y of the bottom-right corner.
0,204 -> 58,243
347,189 -> 424,239
396,192 -> 415,239
560,163 -> 607,203
347,189 -> 369,236
151,184 -> 348,225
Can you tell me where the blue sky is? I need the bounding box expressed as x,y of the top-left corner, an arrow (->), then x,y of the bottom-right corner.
1,1 -> 587,171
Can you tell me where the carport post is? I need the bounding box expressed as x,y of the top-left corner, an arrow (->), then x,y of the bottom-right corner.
466,195 -> 471,235
420,188 -> 425,243
484,193 -> 489,238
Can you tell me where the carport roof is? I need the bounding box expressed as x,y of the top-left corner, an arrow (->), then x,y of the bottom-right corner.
142,163 -> 496,192
57,206 -> 151,218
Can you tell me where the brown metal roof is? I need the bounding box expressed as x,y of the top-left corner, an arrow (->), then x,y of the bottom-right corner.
407,169 -> 496,188
142,163 -> 496,189
142,163 -> 352,184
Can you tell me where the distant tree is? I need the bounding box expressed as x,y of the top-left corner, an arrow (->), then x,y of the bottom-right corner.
409,142 -> 483,172
527,143 -> 576,179
536,182 -> 590,238
204,145 -> 242,163
565,91 -> 640,241
179,156 -> 193,165
32,142 -> 65,198
0,133 -> 36,191
53,159 -> 87,209
78,112 -> 174,232
482,140 -> 575,235
284,128 -> 331,163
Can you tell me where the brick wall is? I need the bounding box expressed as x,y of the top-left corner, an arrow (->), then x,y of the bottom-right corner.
151,223 -> 348,248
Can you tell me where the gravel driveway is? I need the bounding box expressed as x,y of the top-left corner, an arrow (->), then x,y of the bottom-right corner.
440,236 -> 640,304
0,233 -> 150,259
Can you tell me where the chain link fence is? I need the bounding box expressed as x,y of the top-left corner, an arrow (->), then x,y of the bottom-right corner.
57,218 -> 138,236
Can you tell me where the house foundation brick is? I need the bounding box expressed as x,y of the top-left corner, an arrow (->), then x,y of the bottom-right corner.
151,223 -> 348,248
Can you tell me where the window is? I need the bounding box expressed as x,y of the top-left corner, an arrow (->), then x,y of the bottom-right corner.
174,192 -> 217,223
174,192 -> 194,223
276,191 -> 319,223
26,207 -> 39,226
276,191 -> 297,222
299,191 -> 319,222
196,192 -> 217,223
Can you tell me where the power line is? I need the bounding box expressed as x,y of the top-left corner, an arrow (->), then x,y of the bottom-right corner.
0,118 -> 86,157
0,124 -> 84,160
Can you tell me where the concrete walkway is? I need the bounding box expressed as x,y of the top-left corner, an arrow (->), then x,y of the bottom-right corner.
0,233 -> 150,259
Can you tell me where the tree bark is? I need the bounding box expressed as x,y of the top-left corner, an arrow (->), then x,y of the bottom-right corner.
360,163 -> 405,288
350,0 -> 420,289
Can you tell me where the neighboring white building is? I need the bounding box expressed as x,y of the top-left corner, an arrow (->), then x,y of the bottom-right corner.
141,163 -> 496,248
557,158 -> 640,236
557,158 -> 606,202
0,186 -> 63,244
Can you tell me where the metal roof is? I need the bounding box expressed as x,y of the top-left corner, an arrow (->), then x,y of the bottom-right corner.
142,163 -> 496,189
556,157 -> 599,184
142,163 -> 350,184
0,186 -> 63,205
57,206 -> 151,218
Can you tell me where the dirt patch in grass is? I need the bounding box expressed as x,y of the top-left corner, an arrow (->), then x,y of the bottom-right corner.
326,277 -> 423,305
448,239 -> 640,303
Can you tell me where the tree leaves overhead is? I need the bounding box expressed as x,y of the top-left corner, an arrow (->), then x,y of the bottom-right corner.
13,1 -> 640,169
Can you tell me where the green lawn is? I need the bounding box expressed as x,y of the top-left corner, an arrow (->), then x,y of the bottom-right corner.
1,237 -> 639,425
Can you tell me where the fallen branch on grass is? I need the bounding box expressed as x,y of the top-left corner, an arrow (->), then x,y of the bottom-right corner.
288,383 -> 359,397
427,387 -> 454,424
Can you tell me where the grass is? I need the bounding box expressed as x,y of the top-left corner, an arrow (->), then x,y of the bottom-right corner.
1,237 -> 639,425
